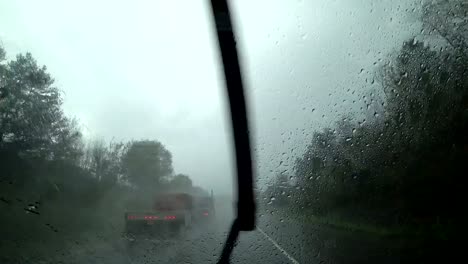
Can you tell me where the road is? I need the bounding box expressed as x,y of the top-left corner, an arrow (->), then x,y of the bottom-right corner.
1,201 -> 442,263
60,203 -> 298,264
51,206 -> 416,264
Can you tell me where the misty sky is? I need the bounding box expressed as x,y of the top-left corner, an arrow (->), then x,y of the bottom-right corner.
0,0 -> 420,194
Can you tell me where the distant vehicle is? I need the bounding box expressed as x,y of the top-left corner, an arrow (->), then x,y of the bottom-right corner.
125,193 -> 194,237
192,190 -> 216,224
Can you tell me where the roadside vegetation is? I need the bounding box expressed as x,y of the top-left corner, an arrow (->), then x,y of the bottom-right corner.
0,45 -> 207,261
263,0 -> 466,241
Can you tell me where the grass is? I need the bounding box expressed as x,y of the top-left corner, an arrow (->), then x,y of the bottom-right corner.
298,214 -> 407,236
268,207 -> 452,240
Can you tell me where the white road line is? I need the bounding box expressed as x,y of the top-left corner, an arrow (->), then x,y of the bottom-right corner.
257,227 -> 300,264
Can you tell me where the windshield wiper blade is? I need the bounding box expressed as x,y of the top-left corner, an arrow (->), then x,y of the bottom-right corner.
209,0 -> 256,263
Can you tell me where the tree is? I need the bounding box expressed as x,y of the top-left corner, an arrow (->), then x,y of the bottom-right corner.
422,0 -> 467,54
0,44 -> 5,62
0,47 -> 81,160
263,173 -> 295,208
191,186 -> 210,196
121,140 -> 173,191
80,139 -> 127,189
49,118 -> 83,163
168,174 -> 193,192
292,1 -> 467,224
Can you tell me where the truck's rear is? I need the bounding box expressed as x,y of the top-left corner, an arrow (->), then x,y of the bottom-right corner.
192,195 -> 215,224
124,193 -> 193,237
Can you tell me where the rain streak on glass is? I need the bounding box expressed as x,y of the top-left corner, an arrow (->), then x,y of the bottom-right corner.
242,0 -> 465,263
0,0 -> 466,263
0,1 -> 235,263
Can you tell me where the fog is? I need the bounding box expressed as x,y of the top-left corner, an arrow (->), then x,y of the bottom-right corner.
0,0 -> 420,193
233,0 -> 421,185
3,0 -> 465,263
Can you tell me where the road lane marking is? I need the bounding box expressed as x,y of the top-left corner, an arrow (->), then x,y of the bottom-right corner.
257,227 -> 300,264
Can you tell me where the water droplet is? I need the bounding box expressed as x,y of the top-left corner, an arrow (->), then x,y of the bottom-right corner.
24,206 -> 40,215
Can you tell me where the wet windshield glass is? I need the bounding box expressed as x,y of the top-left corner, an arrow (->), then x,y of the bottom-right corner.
1,0 -> 465,263
0,1 -> 236,263
238,0 -> 464,263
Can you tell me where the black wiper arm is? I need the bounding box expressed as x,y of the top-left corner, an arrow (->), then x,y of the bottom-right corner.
209,0 -> 256,262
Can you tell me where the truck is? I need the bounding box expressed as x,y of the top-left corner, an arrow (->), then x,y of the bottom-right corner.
192,190 -> 216,224
124,191 -> 216,239
124,192 -> 194,237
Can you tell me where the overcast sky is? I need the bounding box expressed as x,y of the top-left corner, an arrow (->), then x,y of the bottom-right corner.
0,0 -> 420,194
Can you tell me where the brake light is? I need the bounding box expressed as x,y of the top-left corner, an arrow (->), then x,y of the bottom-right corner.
164,215 -> 176,220
127,215 -> 136,220
203,212 -> 209,216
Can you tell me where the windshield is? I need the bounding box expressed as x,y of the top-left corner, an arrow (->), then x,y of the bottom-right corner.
1,0 -> 465,263
0,1 -> 236,263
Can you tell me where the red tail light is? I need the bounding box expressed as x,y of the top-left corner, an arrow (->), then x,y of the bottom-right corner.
164,215 -> 176,220
203,212 -> 209,216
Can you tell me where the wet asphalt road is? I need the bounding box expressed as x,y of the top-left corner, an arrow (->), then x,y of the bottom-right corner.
66,206 -> 296,264
2,201 -> 443,263
62,208 -> 398,264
